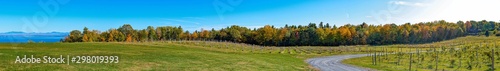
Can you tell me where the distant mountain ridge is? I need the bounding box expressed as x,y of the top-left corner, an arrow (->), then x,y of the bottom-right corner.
0,31 -> 69,36
1,31 -> 69,34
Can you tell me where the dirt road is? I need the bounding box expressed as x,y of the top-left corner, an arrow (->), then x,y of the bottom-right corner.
307,54 -> 371,71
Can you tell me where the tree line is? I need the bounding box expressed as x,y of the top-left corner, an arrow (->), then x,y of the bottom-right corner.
63,20 -> 500,46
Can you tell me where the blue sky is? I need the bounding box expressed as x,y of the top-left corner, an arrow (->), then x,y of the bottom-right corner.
0,0 -> 499,32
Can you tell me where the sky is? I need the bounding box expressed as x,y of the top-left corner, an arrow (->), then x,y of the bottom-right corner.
0,0 -> 499,33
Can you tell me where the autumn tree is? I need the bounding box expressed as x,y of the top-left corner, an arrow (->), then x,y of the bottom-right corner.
256,25 -> 276,45
82,27 -> 89,42
276,28 -> 289,45
108,29 -> 125,42
138,29 -> 149,42
65,30 -> 82,42
192,31 -> 199,40
181,31 -> 190,40
147,26 -> 157,41
82,27 -> 100,42
315,27 -> 327,44
200,29 -> 210,40
64,20 -> 497,46
118,24 -> 134,42
99,31 -> 109,42
338,26 -> 351,45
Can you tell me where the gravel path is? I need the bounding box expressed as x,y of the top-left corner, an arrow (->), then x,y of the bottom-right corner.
307,54 -> 372,71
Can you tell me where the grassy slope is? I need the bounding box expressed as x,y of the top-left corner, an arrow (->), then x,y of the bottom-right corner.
0,36 -> 482,71
0,43 -> 310,71
344,36 -> 500,71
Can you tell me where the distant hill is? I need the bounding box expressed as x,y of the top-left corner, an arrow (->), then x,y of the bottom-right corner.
0,31 -> 68,37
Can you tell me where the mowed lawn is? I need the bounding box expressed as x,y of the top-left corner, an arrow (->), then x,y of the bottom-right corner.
0,42 -> 310,71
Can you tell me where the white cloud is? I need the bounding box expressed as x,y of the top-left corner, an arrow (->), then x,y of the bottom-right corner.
374,0 -> 500,24
389,1 -> 425,7
413,3 -> 424,6
411,0 -> 500,22
392,1 -> 407,5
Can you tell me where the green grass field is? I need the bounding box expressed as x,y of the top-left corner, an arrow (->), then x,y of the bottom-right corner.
344,36 -> 500,71
1,36 -> 490,71
0,42 -> 315,71
0,40 -> 421,71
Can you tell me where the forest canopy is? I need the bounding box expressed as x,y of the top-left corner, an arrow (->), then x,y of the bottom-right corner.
63,20 -> 500,46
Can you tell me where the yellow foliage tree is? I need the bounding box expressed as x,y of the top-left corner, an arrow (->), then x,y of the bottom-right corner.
192,32 -> 199,40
